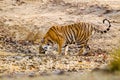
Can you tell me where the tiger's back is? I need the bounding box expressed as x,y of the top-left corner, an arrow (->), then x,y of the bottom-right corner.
61,22 -> 94,45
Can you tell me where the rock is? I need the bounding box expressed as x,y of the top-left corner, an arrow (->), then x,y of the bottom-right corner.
39,72 -> 50,76
53,70 -> 64,75
28,72 -> 36,77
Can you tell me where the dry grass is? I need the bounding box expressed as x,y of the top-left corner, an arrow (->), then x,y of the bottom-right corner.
0,17 -> 43,45
0,0 -> 120,79
108,49 -> 120,72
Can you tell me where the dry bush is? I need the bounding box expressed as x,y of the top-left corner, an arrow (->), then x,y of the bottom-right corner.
0,17 -> 43,45
6,25 -> 43,45
24,30 -> 43,44
108,49 -> 120,72
0,17 -> 44,53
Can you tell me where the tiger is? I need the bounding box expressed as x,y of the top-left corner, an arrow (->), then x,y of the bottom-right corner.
39,19 -> 111,55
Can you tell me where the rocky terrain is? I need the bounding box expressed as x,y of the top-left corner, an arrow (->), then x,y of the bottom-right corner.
0,0 -> 120,80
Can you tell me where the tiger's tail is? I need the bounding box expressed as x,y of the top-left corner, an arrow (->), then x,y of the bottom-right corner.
95,19 -> 111,34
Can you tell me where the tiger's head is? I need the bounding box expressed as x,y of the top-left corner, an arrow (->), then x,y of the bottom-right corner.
39,35 -> 53,54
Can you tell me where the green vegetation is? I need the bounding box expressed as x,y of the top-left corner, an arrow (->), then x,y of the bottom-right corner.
109,49 -> 120,72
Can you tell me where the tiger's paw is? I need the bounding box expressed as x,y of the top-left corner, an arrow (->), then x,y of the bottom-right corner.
65,52 -> 68,55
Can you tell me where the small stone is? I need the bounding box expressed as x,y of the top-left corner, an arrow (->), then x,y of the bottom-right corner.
15,72 -> 25,77
28,72 -> 36,77
92,67 -> 100,72
53,70 -> 64,75
39,72 -> 50,76
14,56 -> 23,60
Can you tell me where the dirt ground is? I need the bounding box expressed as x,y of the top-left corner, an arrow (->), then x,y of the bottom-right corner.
0,0 -> 120,80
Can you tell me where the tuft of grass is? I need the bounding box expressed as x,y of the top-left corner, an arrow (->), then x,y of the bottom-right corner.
25,31 -> 43,44
108,49 -> 120,72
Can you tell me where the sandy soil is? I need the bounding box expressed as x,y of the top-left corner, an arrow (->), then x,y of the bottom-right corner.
0,0 -> 120,79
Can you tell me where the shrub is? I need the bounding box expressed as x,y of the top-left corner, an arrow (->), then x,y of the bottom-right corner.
108,49 -> 120,72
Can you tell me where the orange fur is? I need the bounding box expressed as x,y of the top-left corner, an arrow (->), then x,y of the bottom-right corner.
40,19 -> 111,55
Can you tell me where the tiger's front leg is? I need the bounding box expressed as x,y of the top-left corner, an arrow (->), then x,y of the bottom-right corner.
83,45 -> 90,55
57,38 -> 65,55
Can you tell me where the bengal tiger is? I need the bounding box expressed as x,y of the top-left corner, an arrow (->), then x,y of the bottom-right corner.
39,19 -> 111,55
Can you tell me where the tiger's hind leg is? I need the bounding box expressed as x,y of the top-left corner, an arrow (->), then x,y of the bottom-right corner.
77,47 -> 84,56
64,45 -> 69,55
77,44 -> 90,56
82,45 -> 90,56
57,37 -> 65,55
